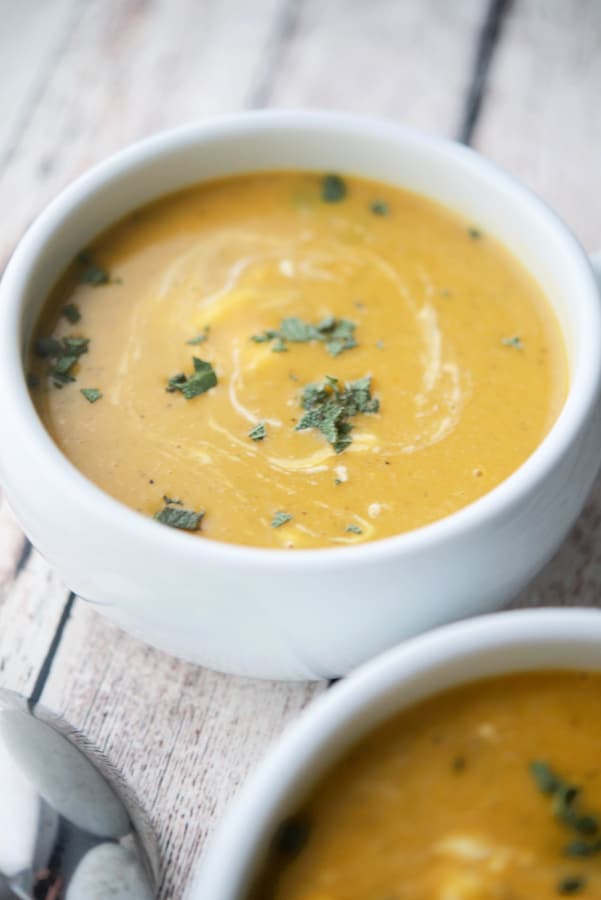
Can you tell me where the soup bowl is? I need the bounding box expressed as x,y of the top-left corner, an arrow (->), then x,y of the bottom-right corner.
0,111 -> 600,679
191,607 -> 601,897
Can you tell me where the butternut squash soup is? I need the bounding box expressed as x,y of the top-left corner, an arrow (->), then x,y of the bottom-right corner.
250,671 -> 601,899
27,172 -> 567,549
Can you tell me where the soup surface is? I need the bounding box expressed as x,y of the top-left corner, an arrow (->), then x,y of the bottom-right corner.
252,671 -> 601,899
28,172 -> 566,549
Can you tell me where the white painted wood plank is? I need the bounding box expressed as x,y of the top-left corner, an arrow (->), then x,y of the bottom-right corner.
0,0 -> 282,266
267,0 -> 484,132
470,0 -> 601,612
0,0 -> 81,162
0,548 -> 71,695
474,0 -> 601,250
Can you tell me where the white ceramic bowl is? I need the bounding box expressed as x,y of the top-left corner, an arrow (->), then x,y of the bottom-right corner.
192,607 -> 601,898
0,112 -> 600,680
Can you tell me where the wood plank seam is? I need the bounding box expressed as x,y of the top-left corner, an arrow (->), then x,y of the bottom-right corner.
13,537 -> 32,580
456,0 -> 513,145
245,0 -> 304,108
28,591 -> 77,706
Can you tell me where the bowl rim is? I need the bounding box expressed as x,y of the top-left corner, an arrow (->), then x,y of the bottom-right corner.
191,607 -> 601,897
1,109 -> 600,568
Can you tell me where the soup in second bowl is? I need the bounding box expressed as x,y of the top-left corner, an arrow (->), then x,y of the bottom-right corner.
27,172 -> 566,549
252,670 -> 601,898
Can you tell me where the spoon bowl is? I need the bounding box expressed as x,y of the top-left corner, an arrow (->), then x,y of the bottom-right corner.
0,689 -> 158,899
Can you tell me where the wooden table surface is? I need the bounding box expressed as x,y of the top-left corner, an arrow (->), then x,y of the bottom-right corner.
1,1 -> 601,896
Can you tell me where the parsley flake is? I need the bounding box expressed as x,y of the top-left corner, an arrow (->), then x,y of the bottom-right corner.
249,422 -> 267,441
251,316 -> 357,357
468,227 -> 482,240
162,495 -> 183,505
187,326 -> 210,345
296,375 -> 379,454
34,335 -> 90,386
558,875 -> 587,894
346,524 -> 363,534
34,336 -> 62,358
80,388 -> 102,403
77,252 -> 111,286
271,511 -> 292,528
154,504 -> 204,531
165,357 -> 217,399
62,303 -> 81,323
501,336 -> 523,350
321,174 -> 347,203
530,761 -> 601,859
370,200 -> 390,216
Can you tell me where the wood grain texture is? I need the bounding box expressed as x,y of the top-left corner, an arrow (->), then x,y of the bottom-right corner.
0,0 -> 81,164
0,547 -> 71,695
266,0 -> 484,131
474,0 -> 601,250
0,0 -> 282,266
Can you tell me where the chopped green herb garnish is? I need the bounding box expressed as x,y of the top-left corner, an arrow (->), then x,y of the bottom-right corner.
274,816 -> 312,858
252,316 -> 357,357
530,761 -> 601,859
452,756 -> 467,773
558,875 -> 587,894
271,511 -> 293,528
468,227 -> 482,240
165,357 -> 217,399
80,388 -> 102,403
162,495 -> 183,505
34,334 -> 90,385
62,303 -> 81,323
566,840 -> 601,857
34,336 -> 62,358
77,252 -> 110,286
26,373 -> 39,388
251,329 -> 279,344
154,504 -> 204,531
321,174 -> 347,203
249,422 -> 267,441
53,355 -> 78,376
370,200 -> 389,216
280,317 -> 315,342
375,340 -> 385,350
187,326 -> 210,345
62,337 -> 90,354
296,375 -> 379,454
166,373 -> 187,392
346,524 -> 363,534
531,761 -> 561,795
502,336 -> 523,349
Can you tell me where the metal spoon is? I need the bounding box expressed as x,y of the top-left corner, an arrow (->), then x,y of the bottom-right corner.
0,688 -> 158,899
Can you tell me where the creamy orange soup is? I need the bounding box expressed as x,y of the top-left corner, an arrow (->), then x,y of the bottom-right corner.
251,671 -> 601,899
28,172 -> 566,549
